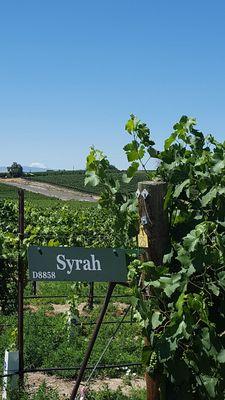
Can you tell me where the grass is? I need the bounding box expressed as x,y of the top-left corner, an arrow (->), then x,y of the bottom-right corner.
1,383 -> 60,400
24,280 -> 133,305
0,182 -> 47,201
1,280 -> 141,381
0,288 -> 142,380
87,387 -> 146,400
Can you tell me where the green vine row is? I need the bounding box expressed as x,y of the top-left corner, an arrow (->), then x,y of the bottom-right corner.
85,115 -> 225,399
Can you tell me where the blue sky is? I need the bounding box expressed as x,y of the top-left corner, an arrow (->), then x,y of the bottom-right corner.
0,1 -> 225,170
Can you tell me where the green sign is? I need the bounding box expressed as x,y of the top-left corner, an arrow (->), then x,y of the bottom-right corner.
28,246 -> 127,282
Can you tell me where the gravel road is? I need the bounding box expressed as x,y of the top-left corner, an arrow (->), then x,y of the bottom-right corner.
0,178 -> 99,202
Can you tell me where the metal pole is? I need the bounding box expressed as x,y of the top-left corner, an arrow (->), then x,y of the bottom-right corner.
32,281 -> 37,296
70,281 -> 116,400
18,189 -> 24,387
88,282 -> 94,309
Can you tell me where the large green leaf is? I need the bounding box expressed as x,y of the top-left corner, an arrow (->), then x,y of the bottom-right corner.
176,293 -> 186,317
164,132 -> 177,150
127,161 -> 139,178
213,159 -> 225,173
173,179 -> 190,198
159,274 -> 181,297
217,349 -> 225,363
201,187 -> 218,207
84,171 -> 100,187
151,310 -> 165,329
201,375 -> 218,398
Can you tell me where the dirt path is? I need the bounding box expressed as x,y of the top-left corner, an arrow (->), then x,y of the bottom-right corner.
0,178 -> 99,202
27,372 -> 145,399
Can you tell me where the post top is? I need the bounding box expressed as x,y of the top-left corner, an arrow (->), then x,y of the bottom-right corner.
138,180 -> 167,186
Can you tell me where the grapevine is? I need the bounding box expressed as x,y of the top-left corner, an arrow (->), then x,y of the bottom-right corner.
86,115 -> 225,399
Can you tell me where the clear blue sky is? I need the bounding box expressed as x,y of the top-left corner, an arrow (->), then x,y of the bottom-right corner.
0,1 -> 225,170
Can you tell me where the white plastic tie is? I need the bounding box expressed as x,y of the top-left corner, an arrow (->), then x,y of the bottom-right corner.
141,189 -> 149,199
136,189 -> 141,198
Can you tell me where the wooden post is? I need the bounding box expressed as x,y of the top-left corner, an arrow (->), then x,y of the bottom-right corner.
138,181 -> 169,400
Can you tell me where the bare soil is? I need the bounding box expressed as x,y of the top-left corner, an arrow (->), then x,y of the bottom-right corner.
26,372 -> 145,399
0,178 -> 99,202
112,302 -> 129,316
25,302 -> 129,317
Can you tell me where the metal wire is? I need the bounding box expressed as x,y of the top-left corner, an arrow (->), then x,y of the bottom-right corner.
84,304 -> 132,388
0,362 -> 142,378
24,294 -> 132,299
73,319 -> 132,326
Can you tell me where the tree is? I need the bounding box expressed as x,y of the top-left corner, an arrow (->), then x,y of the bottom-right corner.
7,162 -> 23,177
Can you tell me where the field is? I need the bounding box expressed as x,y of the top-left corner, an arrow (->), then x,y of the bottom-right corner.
0,183 -> 145,399
25,170 -> 155,195
0,182 -> 96,209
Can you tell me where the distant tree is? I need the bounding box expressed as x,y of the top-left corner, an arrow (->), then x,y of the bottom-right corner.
7,162 -> 23,178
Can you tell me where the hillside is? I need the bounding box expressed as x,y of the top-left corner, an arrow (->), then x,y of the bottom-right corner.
25,170 -> 155,195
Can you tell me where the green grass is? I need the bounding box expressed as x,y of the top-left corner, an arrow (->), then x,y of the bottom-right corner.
87,387 -> 146,400
0,182 -> 47,201
25,280 -> 133,305
0,292 -> 142,380
1,279 -> 141,381
1,383 -> 60,400
1,272 -> 141,379
25,170 -> 155,195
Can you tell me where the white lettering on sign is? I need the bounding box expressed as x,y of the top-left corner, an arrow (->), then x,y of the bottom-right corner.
33,271 -> 56,279
56,254 -> 102,275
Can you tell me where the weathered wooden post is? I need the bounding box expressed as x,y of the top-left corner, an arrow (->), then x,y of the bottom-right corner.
138,181 -> 169,400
